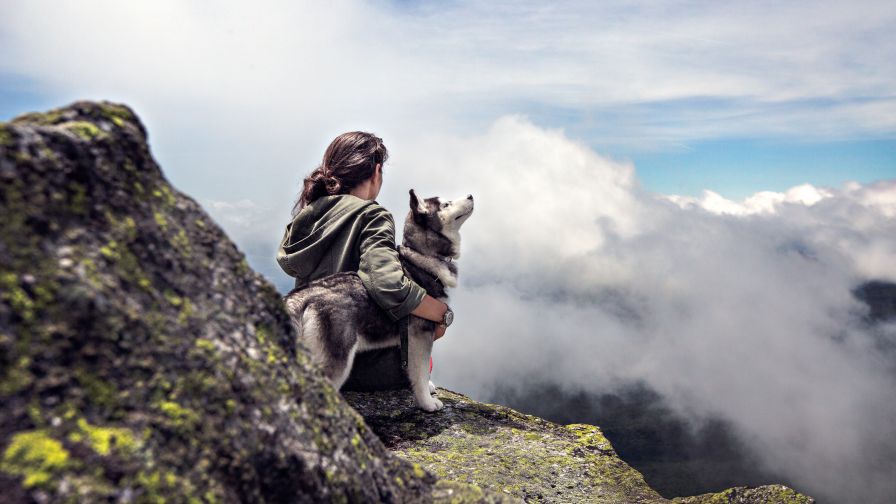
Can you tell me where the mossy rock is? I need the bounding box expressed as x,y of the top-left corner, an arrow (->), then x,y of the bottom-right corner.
671,484 -> 814,504
345,389 -> 814,503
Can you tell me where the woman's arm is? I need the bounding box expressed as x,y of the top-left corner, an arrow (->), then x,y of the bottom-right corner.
358,206 -> 428,320
358,206 -> 451,339
411,295 -> 449,341
411,294 -> 449,323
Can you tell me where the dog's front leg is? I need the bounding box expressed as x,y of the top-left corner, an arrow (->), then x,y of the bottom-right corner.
407,321 -> 442,412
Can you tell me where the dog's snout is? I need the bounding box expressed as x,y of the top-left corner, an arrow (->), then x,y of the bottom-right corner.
467,194 -> 474,200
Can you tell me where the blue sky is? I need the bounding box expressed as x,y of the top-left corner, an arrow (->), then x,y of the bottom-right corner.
2,1 -> 894,200
630,138 -> 896,199
515,96 -> 896,198
3,76 -> 893,200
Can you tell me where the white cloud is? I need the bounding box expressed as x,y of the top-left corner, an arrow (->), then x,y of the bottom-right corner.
2,0 -> 895,146
191,113 -> 895,502
399,117 -> 896,503
664,183 -> 835,216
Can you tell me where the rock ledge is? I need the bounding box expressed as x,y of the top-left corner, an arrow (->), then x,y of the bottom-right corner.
346,388 -> 814,503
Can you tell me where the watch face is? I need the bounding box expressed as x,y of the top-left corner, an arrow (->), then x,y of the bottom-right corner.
444,309 -> 454,326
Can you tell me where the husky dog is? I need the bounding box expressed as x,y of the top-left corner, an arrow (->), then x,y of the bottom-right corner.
283,190 -> 474,411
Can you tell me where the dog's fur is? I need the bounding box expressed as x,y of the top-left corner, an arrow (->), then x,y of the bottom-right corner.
283,189 -> 473,411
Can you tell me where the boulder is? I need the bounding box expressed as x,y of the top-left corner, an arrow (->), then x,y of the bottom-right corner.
671,485 -> 812,504
346,388 -> 814,503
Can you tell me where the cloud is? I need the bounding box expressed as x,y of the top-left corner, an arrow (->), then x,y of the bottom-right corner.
392,117 -> 896,503
665,184 -> 835,215
2,0 -> 895,148
199,197 -> 294,287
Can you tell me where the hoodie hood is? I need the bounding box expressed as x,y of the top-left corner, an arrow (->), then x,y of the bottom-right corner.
276,195 -> 377,282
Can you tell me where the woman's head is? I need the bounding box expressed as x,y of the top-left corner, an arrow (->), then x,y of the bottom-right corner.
295,131 -> 388,212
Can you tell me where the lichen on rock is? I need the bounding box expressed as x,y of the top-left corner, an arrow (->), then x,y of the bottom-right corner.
346,388 -> 666,503
671,484 -> 813,504
345,388 -> 815,503
1,430 -> 71,488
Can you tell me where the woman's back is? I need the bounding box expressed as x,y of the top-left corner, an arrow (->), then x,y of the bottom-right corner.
278,194 -> 377,287
278,193 -> 425,322
277,130 -> 447,392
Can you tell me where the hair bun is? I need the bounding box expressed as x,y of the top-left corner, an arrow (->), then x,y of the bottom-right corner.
307,167 -> 327,183
324,175 -> 342,194
294,132 -> 389,212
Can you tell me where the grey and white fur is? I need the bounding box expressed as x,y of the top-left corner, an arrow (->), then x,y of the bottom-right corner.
283,190 -> 474,412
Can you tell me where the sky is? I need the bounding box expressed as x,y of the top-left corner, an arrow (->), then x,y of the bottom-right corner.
2,1 -> 896,502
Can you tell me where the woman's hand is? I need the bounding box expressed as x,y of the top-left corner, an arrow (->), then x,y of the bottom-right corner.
411,295 -> 450,341
411,295 -> 450,324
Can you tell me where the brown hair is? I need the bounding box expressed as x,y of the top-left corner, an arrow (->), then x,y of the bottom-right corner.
293,131 -> 388,214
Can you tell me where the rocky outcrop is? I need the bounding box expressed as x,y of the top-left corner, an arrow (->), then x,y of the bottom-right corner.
1,101 -> 814,503
346,389 -> 814,503
346,388 -> 664,503
671,485 -> 811,504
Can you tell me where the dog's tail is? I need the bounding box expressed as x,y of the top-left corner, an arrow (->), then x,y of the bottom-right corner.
282,291 -> 310,340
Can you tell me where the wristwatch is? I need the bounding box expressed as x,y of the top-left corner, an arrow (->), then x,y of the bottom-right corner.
439,306 -> 454,328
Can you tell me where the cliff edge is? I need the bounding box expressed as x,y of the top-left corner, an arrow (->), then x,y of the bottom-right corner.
346,389 -> 812,504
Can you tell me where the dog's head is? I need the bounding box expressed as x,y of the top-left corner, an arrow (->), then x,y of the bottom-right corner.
404,189 -> 474,258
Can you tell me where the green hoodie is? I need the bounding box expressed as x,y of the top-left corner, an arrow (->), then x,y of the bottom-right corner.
276,194 -> 426,321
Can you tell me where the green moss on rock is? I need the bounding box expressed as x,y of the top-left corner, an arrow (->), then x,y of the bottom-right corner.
97,102 -> 135,127
156,400 -> 200,428
62,120 -> 104,140
153,211 -> 168,230
172,228 -> 192,257
0,356 -> 33,395
346,388 -> 665,503
1,430 -> 70,488
74,369 -> 118,410
671,484 -> 814,504
0,273 -> 35,323
346,389 -> 816,504
71,418 -> 139,456
10,109 -> 63,126
0,123 -> 15,146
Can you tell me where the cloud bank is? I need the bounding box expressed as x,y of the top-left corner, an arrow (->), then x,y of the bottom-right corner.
405,117 -> 896,503
3,0 -> 896,151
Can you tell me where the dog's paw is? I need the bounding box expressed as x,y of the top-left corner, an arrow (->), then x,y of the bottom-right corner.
428,380 -> 437,395
418,397 -> 444,412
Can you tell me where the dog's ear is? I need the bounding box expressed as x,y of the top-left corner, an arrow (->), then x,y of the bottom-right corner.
409,189 -> 427,215
409,189 -> 430,226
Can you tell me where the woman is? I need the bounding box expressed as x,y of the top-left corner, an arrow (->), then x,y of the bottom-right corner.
276,131 -> 450,390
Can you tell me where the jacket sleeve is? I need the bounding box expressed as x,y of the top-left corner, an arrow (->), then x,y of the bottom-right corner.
357,207 -> 427,321
276,223 -> 298,277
